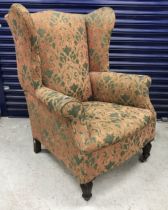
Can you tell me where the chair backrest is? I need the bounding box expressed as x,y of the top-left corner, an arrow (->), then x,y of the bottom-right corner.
5,4 -> 115,101
31,10 -> 91,101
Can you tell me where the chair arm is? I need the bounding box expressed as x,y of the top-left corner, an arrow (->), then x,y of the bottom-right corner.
35,86 -> 84,120
90,71 -> 155,112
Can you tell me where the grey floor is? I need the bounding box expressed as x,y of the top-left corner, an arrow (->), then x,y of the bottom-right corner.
0,118 -> 168,210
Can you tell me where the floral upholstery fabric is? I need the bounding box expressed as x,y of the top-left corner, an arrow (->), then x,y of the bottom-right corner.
81,102 -> 155,152
31,10 -> 92,101
86,7 -> 115,72
5,4 -> 42,94
36,86 -> 84,120
26,93 -> 155,184
90,71 -> 156,114
6,3 -> 156,184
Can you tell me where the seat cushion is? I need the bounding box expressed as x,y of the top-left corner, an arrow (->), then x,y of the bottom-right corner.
82,101 -> 154,152
31,11 -> 92,101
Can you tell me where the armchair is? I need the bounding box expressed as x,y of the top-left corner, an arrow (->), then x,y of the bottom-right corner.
5,3 -> 156,201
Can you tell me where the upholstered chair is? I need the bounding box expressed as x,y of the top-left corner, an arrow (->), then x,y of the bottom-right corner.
5,3 -> 156,201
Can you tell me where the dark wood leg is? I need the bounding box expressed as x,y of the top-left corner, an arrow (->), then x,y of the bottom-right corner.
80,181 -> 93,201
33,138 -> 41,153
139,142 -> 152,162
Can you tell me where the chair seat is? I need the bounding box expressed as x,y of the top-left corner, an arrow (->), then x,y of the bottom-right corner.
82,101 -> 154,151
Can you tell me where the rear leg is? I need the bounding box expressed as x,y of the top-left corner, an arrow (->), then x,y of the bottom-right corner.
139,142 -> 152,162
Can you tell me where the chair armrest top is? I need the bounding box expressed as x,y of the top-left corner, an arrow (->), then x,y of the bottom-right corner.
35,86 -> 84,120
90,71 -> 155,112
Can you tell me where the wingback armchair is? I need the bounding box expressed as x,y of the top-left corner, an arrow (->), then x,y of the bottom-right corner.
5,3 -> 156,201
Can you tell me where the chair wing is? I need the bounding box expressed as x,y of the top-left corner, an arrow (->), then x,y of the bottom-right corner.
5,4 -> 42,94
86,7 -> 115,72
